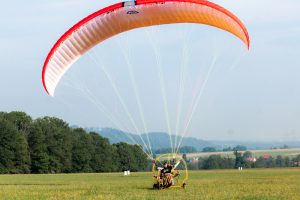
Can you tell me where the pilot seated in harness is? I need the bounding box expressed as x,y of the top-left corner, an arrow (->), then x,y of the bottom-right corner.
153,161 -> 180,189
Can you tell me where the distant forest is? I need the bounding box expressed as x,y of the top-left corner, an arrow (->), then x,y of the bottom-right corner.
0,112 -> 148,174
185,151 -> 300,170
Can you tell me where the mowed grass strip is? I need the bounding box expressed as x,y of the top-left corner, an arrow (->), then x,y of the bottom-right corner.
0,169 -> 299,200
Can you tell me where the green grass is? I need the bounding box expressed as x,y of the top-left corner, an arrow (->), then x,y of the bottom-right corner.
0,169 -> 300,200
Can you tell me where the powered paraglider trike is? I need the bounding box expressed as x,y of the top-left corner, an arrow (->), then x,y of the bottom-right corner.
152,154 -> 188,189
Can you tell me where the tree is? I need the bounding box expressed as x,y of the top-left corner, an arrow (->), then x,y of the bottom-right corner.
232,145 -> 247,151
89,132 -> 117,172
255,156 -> 275,168
255,157 -> 266,168
0,112 -> 151,174
243,151 -> 252,159
114,143 -> 148,172
4,112 -> 32,136
202,147 -> 217,152
234,151 -> 245,168
179,146 -> 197,153
292,155 -> 300,167
28,124 -> 49,173
275,155 -> 285,167
285,157 -> 291,167
131,144 -> 148,171
201,155 -> 234,169
182,154 -> 188,163
114,142 -> 135,171
0,118 -> 30,173
265,157 -> 275,168
222,147 -> 232,152
71,128 -> 93,172
35,117 -> 73,173
203,155 -> 221,169
243,151 -> 254,168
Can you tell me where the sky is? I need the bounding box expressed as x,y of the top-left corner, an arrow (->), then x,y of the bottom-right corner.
0,0 -> 300,142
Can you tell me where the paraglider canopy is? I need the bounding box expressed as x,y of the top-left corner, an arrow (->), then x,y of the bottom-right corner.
42,0 -> 250,96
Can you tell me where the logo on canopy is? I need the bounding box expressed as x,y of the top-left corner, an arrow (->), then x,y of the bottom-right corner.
127,10 -> 139,14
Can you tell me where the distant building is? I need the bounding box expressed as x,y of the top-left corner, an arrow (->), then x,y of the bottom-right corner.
245,157 -> 257,162
191,157 -> 199,163
294,161 -> 300,167
261,155 -> 271,159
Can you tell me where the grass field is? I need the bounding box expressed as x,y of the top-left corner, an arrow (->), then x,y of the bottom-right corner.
0,169 -> 300,200
186,148 -> 300,159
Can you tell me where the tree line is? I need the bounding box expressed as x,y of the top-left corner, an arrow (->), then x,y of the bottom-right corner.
202,145 -> 247,153
0,112 -> 148,174
186,151 -> 300,170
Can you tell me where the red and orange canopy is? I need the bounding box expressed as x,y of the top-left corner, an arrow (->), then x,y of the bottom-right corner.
42,0 -> 250,96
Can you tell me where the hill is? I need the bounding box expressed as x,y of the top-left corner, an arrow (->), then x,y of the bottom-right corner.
86,128 -> 212,151
85,127 -> 300,151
